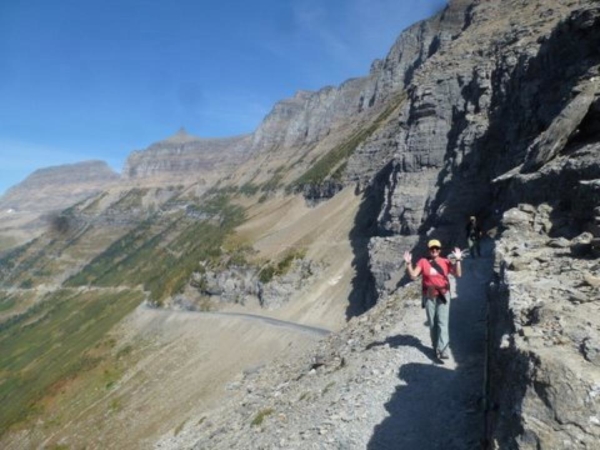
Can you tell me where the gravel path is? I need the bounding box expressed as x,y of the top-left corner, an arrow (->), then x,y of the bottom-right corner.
367,250 -> 494,449
154,246 -> 495,450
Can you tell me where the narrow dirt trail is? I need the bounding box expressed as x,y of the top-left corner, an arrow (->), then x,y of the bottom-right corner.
368,245 -> 494,449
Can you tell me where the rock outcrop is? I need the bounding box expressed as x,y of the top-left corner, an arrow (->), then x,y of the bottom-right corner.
248,0 -> 478,157
0,160 -> 120,250
181,258 -> 320,310
122,128 -> 252,184
0,160 -> 119,213
488,203 -> 600,449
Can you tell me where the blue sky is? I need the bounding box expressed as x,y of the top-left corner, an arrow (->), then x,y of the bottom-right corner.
0,0 -> 446,195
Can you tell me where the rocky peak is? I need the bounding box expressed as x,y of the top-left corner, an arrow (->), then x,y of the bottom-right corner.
162,127 -> 198,145
0,160 -> 120,213
122,131 -> 253,183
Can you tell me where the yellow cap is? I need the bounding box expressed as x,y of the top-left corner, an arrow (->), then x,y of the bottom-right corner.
427,239 -> 442,248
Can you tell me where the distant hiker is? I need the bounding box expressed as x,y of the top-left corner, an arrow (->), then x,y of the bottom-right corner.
403,240 -> 462,361
465,216 -> 483,258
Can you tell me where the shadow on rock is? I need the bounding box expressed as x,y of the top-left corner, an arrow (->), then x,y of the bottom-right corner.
346,163 -> 394,319
366,334 -> 437,363
367,363 -> 481,450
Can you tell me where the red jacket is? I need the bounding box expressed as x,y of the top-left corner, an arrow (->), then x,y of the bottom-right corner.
416,257 -> 452,295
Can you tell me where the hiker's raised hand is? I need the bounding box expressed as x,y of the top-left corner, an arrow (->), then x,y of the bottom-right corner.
403,251 -> 412,264
452,247 -> 463,261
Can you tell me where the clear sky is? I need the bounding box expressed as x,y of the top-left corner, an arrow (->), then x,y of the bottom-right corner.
0,0 -> 446,195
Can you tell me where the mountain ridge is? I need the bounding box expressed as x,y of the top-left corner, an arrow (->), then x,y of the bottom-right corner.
0,0 -> 599,448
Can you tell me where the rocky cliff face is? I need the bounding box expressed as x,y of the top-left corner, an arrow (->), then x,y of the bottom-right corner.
346,0 -> 599,290
0,160 -> 119,213
122,128 -> 252,184
0,160 -> 120,250
246,1 -> 456,156
488,203 -> 600,449
345,0 -> 600,447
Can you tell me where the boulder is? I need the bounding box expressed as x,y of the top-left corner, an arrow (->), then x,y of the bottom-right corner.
570,232 -> 594,257
502,208 -> 533,231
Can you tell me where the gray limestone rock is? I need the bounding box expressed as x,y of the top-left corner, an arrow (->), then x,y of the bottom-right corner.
502,208 -> 534,231
521,79 -> 599,174
123,129 -> 252,183
0,160 -> 120,213
571,232 -> 594,257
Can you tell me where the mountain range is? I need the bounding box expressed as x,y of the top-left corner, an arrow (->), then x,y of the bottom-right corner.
1,0 -> 599,448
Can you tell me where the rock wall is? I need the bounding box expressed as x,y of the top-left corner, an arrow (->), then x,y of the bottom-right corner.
488,202 -> 600,449
0,160 -> 119,213
247,1 -> 458,156
345,0 -> 599,289
122,128 -> 252,183
348,0 -> 600,447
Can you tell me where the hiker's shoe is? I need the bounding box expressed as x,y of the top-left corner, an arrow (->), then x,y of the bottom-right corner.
439,350 -> 450,360
434,351 -> 445,364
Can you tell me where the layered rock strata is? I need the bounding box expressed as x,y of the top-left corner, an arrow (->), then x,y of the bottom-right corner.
488,203 -> 600,449
122,128 -> 252,184
0,160 -> 119,213
0,160 -> 120,248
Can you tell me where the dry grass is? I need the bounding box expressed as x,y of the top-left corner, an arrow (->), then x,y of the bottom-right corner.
0,307 -> 322,449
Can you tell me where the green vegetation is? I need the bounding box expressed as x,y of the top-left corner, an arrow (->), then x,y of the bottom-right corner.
298,391 -> 311,401
322,381 -> 336,395
0,238 -> 38,284
66,194 -> 246,305
109,398 -> 122,413
81,191 -> 108,213
0,289 -> 143,435
0,236 -> 18,253
289,92 -> 406,191
111,188 -> 148,211
19,279 -> 33,289
103,366 -> 124,390
251,408 -> 274,426
0,219 -> 99,288
258,265 -> 277,284
260,173 -> 284,193
0,291 -> 37,324
330,161 -> 348,181
221,240 -> 254,269
257,249 -> 306,284
0,296 -> 16,313
239,182 -> 260,196
174,419 -> 187,436
206,185 -> 238,196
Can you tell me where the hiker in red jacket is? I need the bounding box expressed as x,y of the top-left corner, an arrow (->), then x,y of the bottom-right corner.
403,239 -> 463,361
